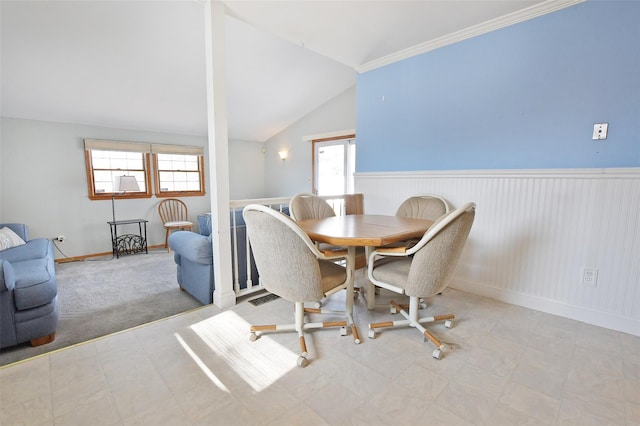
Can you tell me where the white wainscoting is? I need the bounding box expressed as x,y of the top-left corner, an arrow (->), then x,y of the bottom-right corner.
356,168 -> 640,336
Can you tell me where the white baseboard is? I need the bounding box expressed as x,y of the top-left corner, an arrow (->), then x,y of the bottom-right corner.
452,278 -> 640,337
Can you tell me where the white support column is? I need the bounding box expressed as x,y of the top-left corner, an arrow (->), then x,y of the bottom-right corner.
203,0 -> 235,308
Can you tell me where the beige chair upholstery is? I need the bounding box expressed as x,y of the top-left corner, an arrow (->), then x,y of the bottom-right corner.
396,194 -> 450,221
367,202 -> 476,359
289,193 -> 337,222
367,194 -> 452,308
289,193 -> 366,306
158,198 -> 193,251
290,193 -> 366,268
390,194 -> 451,251
243,204 -> 357,368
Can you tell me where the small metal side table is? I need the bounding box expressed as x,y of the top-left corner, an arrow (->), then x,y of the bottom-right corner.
107,219 -> 149,258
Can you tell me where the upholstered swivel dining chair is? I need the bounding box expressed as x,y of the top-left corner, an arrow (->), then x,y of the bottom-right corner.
366,194 -> 453,308
393,193 -> 451,250
158,198 -> 193,251
243,204 -> 356,367
396,194 -> 451,222
290,193 -> 366,267
289,193 -> 337,222
289,193 -> 366,303
367,202 -> 475,359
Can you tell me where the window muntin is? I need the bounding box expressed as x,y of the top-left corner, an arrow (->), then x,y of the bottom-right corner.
153,153 -> 205,197
84,139 -> 205,199
91,150 -> 148,193
85,149 -> 152,200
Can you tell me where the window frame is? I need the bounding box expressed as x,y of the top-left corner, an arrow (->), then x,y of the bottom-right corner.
152,152 -> 206,198
311,133 -> 356,195
84,140 -> 153,201
85,139 -> 206,199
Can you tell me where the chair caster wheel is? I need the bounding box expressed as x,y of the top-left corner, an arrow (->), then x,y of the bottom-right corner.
354,287 -> 361,299
249,332 -> 258,342
445,320 -> 453,328
368,329 -> 377,339
432,349 -> 443,359
340,327 -> 348,336
390,307 -> 397,314
297,356 -> 309,368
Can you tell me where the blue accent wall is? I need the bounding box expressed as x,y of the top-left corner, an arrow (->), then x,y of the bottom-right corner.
356,1 -> 640,172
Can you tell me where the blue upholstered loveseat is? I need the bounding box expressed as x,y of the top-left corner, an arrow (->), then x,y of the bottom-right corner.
168,210 -> 268,304
0,223 -> 58,349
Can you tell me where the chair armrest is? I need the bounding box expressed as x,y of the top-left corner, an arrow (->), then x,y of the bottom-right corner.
320,249 -> 348,257
197,214 -> 212,236
0,260 -> 16,292
168,231 -> 213,265
0,238 -> 52,263
375,246 -> 408,254
367,245 -> 410,269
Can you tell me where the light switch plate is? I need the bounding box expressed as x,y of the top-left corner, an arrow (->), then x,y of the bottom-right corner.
593,123 -> 608,140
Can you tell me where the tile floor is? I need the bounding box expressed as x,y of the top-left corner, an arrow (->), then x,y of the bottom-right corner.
1,276 -> 639,425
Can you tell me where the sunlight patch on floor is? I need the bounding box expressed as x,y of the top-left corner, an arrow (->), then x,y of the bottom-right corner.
190,311 -> 297,392
175,333 -> 230,393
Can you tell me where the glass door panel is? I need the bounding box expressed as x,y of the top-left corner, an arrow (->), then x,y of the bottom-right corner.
316,143 -> 345,195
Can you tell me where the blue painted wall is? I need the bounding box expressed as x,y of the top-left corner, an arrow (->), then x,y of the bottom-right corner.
356,1 -> 640,172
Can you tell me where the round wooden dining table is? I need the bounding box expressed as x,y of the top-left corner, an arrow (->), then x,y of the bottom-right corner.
297,214 -> 434,320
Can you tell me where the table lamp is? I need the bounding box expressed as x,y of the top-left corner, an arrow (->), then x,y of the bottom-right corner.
111,175 -> 140,223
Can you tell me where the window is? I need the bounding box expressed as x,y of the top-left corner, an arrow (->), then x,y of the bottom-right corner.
84,139 -> 205,199
312,134 -> 356,195
152,144 -> 205,197
84,139 -> 152,200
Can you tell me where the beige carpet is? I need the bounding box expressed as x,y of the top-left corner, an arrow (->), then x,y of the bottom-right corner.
0,249 -> 202,366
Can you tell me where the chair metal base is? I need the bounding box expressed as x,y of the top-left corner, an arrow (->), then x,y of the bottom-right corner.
368,299 -> 455,359
249,302 -> 356,367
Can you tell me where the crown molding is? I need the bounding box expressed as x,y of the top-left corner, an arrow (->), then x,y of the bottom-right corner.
355,0 -> 585,73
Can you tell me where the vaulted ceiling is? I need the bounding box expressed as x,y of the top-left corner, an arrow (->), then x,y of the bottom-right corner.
1,1 -> 576,142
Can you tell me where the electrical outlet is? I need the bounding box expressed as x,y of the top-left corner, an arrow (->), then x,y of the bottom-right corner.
581,268 -> 598,287
56,235 -> 65,243
592,123 -> 608,140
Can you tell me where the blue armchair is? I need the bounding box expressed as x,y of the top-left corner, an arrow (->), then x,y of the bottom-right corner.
0,223 -> 58,349
168,209 -> 269,304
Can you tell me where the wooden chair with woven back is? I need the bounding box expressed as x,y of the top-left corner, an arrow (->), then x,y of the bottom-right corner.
158,198 -> 193,251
